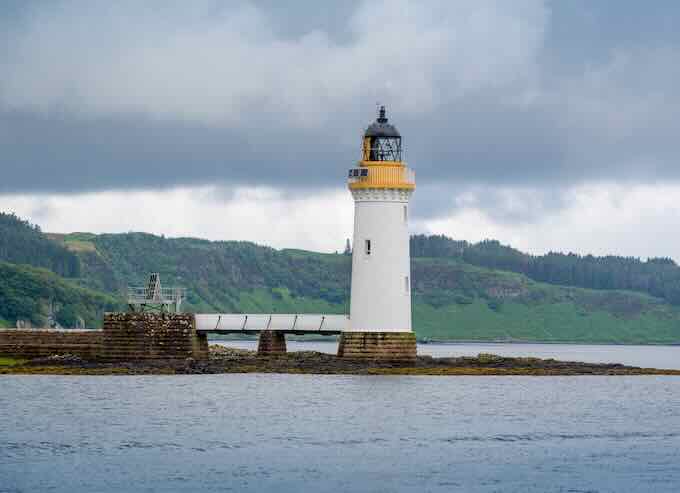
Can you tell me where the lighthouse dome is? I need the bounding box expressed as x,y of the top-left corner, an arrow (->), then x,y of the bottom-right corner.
361,106 -> 403,162
364,106 -> 400,138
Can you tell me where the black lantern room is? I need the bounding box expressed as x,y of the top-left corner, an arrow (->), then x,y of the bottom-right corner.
362,106 -> 402,162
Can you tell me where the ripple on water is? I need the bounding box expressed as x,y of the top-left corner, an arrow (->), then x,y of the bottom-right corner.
1,374 -> 680,493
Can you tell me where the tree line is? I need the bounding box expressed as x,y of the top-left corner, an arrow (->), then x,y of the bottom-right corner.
0,213 -> 80,278
0,261 -> 119,327
411,234 -> 680,304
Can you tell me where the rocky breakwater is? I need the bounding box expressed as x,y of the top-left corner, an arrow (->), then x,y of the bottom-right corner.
4,346 -> 679,376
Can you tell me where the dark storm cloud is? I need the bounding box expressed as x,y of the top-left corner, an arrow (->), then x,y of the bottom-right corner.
2,0 -> 680,218
0,109 -> 352,193
0,98 -> 571,194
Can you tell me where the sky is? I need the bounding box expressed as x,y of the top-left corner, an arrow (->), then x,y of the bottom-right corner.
2,1 -> 680,259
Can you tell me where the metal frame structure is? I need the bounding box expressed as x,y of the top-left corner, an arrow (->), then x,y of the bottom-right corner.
364,136 -> 402,162
127,273 -> 186,313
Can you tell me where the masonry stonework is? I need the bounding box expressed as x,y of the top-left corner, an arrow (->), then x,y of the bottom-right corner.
0,313 -> 209,361
337,332 -> 417,362
0,329 -> 102,359
101,313 -> 208,361
257,330 -> 287,355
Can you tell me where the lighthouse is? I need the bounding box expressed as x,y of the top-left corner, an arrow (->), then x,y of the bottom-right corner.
337,106 -> 417,361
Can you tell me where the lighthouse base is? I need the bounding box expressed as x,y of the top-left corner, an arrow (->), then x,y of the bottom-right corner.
337,332 -> 416,362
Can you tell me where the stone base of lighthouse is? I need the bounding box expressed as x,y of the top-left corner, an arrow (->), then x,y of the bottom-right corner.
337,332 -> 417,362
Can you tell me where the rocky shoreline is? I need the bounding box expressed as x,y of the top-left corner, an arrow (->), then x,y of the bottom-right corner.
1,345 -> 679,375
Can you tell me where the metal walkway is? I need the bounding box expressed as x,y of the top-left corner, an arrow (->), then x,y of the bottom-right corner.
194,314 -> 348,335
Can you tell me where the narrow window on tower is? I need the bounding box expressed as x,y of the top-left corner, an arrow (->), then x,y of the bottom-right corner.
405,276 -> 409,293
365,239 -> 371,255
403,205 -> 408,223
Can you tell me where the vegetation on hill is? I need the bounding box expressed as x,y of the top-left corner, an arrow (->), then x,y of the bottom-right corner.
412,235 -> 680,305
63,233 -> 350,314
1,211 -> 680,343
411,258 -> 680,343
0,213 -> 80,277
0,262 -> 121,328
47,231 -> 680,343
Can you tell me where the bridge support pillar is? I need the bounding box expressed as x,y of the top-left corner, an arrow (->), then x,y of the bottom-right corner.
257,330 -> 287,355
337,332 -> 416,362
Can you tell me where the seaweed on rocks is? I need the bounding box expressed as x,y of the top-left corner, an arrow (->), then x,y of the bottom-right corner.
1,345 -> 679,376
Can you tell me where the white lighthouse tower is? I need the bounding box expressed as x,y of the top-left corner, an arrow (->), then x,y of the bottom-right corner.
338,106 -> 417,360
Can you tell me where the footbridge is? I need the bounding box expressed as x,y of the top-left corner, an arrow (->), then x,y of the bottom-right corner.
195,313 -> 349,355
195,314 -> 348,335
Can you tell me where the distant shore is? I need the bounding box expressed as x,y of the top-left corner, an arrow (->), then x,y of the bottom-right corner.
2,346 -> 679,376
415,339 -> 680,347
210,335 -> 680,347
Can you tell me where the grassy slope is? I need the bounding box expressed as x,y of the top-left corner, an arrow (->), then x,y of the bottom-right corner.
236,287 -> 346,315
51,233 -> 680,344
412,258 -> 680,343
231,263 -> 680,344
414,297 -> 680,343
0,357 -> 26,366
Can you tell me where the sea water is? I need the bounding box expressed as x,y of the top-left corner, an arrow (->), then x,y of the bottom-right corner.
2,374 -> 680,492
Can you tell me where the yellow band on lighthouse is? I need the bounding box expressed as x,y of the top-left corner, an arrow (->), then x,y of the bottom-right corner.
348,165 -> 415,190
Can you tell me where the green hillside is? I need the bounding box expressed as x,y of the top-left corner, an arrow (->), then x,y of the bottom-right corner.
45,231 -> 680,344
411,234 -> 680,306
0,213 -> 80,277
1,212 -> 679,343
0,261 -> 122,328
411,259 -> 680,343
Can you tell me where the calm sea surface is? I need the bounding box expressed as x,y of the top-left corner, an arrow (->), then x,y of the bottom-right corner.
216,340 -> 680,370
2,374 -> 680,492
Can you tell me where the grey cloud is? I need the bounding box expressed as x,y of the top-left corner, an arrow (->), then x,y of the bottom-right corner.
0,109 -> 352,193
249,0 -> 361,42
2,0 -> 680,224
410,182 -> 570,226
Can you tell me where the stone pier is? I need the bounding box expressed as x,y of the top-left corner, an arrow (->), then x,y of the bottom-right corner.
337,332 -> 417,362
101,312 -> 209,361
0,313 -> 210,362
257,330 -> 287,355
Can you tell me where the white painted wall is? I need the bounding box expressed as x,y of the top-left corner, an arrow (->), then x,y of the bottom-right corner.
348,188 -> 413,332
